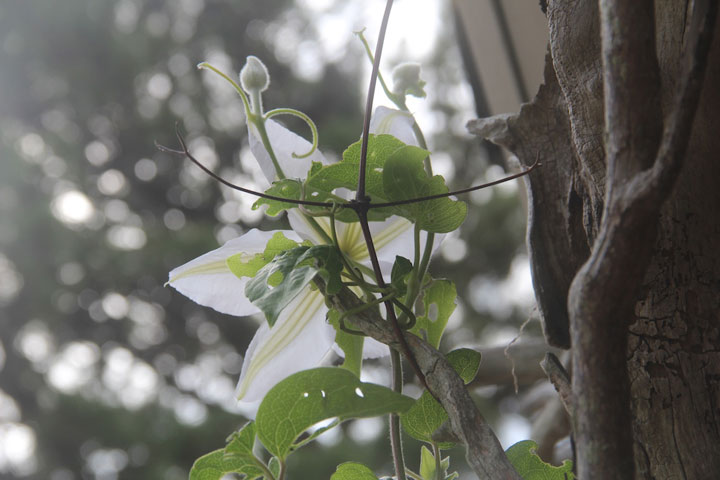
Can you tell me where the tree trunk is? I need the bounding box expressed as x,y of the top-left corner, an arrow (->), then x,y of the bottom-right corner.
468,1 -> 720,477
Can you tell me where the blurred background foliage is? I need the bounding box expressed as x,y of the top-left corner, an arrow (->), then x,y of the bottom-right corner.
0,0 -> 542,478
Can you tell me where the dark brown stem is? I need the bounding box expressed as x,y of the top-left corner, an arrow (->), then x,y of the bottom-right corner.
156,127 -> 334,208
357,0 -> 394,201
540,352 -> 572,416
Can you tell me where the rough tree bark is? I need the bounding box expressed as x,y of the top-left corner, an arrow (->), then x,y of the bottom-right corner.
468,1 -> 719,478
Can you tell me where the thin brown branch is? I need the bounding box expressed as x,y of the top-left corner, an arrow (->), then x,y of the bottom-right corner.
540,352 -> 572,416
368,158 -> 540,209
155,126 -> 335,208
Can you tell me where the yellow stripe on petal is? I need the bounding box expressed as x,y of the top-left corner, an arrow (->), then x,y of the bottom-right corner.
167,260 -> 230,284
343,217 -> 413,264
372,217 -> 413,252
236,288 -> 326,400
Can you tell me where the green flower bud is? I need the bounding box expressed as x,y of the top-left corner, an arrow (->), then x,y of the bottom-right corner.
391,62 -> 426,98
240,55 -> 270,94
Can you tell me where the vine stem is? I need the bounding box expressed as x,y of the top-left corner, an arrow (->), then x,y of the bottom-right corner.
354,1 -> 414,479
357,0 -> 393,201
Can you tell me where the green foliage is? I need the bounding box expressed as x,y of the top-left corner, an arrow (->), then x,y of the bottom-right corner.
401,349 -> 481,448
227,232 -> 304,279
189,422 -> 266,480
253,135 -> 466,233
330,462 -> 379,480
418,446 -> 458,480
382,145 -> 467,233
328,310 -> 365,377
505,441 -> 574,480
188,449 -> 264,480
410,280 -> 457,349
245,245 -> 342,326
390,256 -> 414,295
225,422 -> 258,458
256,367 -> 415,459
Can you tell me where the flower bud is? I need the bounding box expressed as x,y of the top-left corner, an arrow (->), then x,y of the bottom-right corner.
240,55 -> 270,94
391,62 -> 426,98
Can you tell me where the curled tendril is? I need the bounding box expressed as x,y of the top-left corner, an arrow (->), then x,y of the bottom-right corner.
354,29 -> 397,106
264,108 -> 319,159
392,298 -> 416,330
196,62 -> 252,117
337,291 -> 397,336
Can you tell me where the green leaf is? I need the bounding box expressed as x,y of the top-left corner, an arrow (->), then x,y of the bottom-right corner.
401,349 -> 481,448
256,367 -> 414,459
245,245 -> 342,326
226,231 -> 303,279
382,146 -> 467,233
253,136 -> 407,222
505,440 -> 574,479
189,422 -> 265,480
419,445 -> 455,480
268,456 -> 281,478
252,178 -> 304,217
331,462 -> 378,480
410,280 -> 457,349
419,445 -> 436,479
390,256 -> 413,296
224,422 -> 256,458
317,134 -> 406,200
444,348 -> 481,384
310,245 -> 344,295
188,449 -> 263,480
328,310 -> 365,378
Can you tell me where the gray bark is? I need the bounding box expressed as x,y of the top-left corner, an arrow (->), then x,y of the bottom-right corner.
469,1 -> 720,477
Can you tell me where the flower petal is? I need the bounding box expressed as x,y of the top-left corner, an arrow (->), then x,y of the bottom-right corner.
236,287 -> 335,403
370,106 -> 417,146
286,209 -> 330,246
168,229 -> 301,316
248,118 -> 328,184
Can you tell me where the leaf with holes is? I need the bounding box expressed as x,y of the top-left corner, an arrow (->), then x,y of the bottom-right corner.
252,178 -> 305,217
382,145 -> 466,233
253,135 -> 410,222
410,279 -> 457,349
226,231 -> 304,279
245,245 -> 342,326
400,349 -> 481,448
256,367 -> 414,459
505,440 -> 574,479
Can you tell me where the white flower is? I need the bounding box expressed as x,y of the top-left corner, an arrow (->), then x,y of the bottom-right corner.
169,107 -> 431,404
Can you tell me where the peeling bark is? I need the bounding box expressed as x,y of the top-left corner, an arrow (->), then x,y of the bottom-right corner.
468,0 -> 719,477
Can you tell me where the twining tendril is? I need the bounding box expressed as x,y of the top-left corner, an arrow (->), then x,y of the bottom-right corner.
197,62 -> 252,117
354,29 -> 397,105
264,108 -> 319,159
